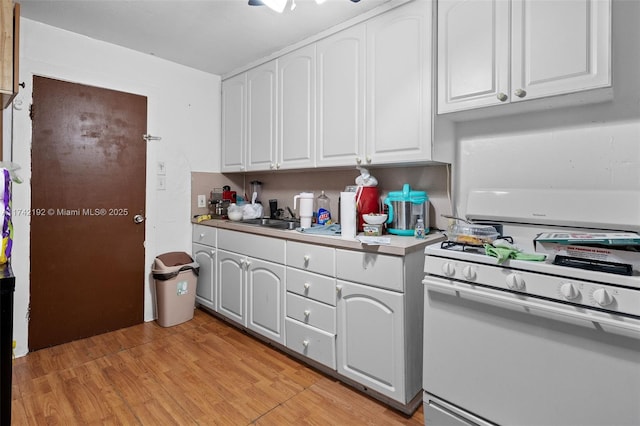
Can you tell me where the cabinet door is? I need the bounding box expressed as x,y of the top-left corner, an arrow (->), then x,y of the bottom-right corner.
217,250 -> 246,325
337,280 -> 406,403
221,73 -> 246,172
246,61 -> 278,171
246,258 -> 285,344
1,1 -> 19,109
316,24 -> 365,168
366,0 -> 433,165
511,0 -> 611,102
437,0 -> 510,113
192,243 -> 216,311
278,44 -> 316,170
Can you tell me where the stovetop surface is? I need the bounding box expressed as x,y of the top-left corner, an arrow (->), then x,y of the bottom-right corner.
425,226 -> 640,290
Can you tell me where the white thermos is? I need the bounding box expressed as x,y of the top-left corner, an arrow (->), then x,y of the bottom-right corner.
294,192 -> 314,228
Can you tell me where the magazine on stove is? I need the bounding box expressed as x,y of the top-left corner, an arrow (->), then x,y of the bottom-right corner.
534,232 -> 640,247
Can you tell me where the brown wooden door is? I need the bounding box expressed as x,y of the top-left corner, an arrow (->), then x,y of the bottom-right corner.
29,76 -> 147,351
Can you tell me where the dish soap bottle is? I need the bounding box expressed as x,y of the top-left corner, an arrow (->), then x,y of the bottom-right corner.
414,218 -> 425,239
317,191 -> 332,225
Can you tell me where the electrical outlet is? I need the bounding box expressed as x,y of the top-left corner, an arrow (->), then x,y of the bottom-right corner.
197,194 -> 207,208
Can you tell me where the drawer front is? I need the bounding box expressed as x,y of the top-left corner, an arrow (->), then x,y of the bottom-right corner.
286,292 -> 336,334
286,241 -> 335,275
218,229 -> 285,264
286,267 -> 336,306
336,249 -> 404,292
192,224 -> 217,247
285,318 -> 336,369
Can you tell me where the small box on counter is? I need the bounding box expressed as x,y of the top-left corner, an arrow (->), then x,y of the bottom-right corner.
534,232 -> 640,272
363,224 -> 384,236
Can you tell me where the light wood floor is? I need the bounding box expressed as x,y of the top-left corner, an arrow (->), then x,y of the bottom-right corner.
11,309 -> 424,425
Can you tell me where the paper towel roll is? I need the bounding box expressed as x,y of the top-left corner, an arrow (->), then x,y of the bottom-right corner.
340,192 -> 357,240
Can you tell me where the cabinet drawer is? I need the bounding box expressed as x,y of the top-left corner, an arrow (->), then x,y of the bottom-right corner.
285,318 -> 336,369
336,249 -> 404,292
286,292 -> 336,334
192,224 -> 217,247
218,229 -> 285,263
286,267 -> 336,306
286,241 -> 335,275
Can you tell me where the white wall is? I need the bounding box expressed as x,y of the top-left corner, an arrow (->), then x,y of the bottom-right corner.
453,0 -> 640,217
10,19 -> 221,356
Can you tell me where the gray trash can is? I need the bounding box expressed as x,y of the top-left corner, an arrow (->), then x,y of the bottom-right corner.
152,252 -> 199,327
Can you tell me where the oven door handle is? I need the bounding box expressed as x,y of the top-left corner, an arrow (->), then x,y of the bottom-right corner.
424,279 -> 640,335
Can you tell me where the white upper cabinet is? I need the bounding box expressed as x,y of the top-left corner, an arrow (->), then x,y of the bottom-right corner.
315,24 -> 366,168
366,0 -> 434,165
222,0 -> 443,171
437,0 -> 510,112
437,0 -> 611,114
511,0 -> 611,102
246,61 -> 278,171
278,44 -> 316,170
221,73 -> 246,172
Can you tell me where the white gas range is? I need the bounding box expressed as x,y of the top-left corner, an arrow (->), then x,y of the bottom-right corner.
422,189 -> 640,426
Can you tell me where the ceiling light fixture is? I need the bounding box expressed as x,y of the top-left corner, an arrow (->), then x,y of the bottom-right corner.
250,0 -> 287,13
248,0 -> 359,13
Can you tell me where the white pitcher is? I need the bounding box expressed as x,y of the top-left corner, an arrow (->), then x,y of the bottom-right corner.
294,192 -> 314,228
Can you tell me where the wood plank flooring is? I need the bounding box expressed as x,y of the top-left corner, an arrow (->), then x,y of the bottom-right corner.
11,309 -> 424,425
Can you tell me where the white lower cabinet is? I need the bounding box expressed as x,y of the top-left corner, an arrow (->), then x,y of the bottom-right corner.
246,258 -> 285,345
335,248 -> 425,406
217,230 -> 286,344
336,280 -> 404,402
192,225 -> 217,311
285,241 -> 337,369
217,250 -> 246,325
195,225 -> 424,412
192,243 -> 216,310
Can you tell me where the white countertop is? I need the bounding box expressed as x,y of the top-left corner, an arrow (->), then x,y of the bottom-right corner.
193,218 -> 445,256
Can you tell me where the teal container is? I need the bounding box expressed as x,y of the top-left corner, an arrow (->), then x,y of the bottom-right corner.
384,184 -> 429,236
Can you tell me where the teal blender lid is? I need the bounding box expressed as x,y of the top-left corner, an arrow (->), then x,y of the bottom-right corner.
386,184 -> 428,203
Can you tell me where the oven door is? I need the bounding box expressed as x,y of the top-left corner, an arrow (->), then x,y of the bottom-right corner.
423,276 -> 640,426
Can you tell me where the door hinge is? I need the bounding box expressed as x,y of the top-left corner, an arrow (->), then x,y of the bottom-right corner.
142,134 -> 162,142
29,103 -> 34,121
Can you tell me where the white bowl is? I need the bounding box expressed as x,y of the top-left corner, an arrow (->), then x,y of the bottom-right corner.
362,213 -> 388,225
227,210 -> 243,221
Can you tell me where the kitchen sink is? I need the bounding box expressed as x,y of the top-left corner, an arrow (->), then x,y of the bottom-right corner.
238,218 -> 299,230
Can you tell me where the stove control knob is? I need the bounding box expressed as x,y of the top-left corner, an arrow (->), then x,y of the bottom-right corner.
462,266 -> 476,281
560,283 -> 580,300
506,273 -> 525,290
442,262 -> 456,277
593,288 -> 613,306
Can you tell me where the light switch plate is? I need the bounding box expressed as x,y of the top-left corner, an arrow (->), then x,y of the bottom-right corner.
157,161 -> 166,175
157,176 -> 166,191
197,195 -> 206,208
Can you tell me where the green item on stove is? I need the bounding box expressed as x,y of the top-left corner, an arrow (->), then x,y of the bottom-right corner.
484,244 -> 546,264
